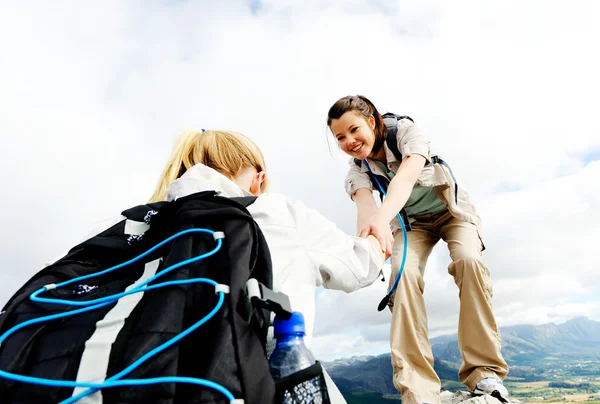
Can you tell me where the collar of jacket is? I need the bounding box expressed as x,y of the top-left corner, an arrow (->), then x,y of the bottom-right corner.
166,163 -> 254,202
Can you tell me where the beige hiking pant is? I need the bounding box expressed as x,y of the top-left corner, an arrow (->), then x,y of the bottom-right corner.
388,210 -> 508,404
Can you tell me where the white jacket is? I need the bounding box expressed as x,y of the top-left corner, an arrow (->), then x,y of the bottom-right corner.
166,164 -> 384,347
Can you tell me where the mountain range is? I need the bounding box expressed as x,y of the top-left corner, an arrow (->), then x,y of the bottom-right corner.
432,316 -> 600,365
323,316 -> 600,396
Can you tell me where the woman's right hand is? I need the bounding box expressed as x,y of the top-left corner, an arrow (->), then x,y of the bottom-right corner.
358,211 -> 394,259
353,188 -> 394,259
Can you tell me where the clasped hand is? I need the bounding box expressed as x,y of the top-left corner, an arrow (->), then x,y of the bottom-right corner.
358,211 -> 394,260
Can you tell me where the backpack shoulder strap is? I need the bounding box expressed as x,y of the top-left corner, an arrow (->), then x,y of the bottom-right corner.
382,112 -> 411,162
384,112 -> 414,123
231,196 -> 258,208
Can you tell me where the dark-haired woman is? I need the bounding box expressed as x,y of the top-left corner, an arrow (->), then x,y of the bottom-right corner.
327,95 -> 509,404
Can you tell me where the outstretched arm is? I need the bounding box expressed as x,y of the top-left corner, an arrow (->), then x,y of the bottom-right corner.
351,188 -> 392,259
344,161 -> 391,257
358,154 -> 426,257
375,154 -> 426,224
292,199 -> 385,293
352,188 -> 378,236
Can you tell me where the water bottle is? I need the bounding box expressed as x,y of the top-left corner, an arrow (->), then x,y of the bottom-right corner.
269,312 -> 326,402
269,312 -> 315,379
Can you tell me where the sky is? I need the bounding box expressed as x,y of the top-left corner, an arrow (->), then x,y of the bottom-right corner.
1,0 -> 599,362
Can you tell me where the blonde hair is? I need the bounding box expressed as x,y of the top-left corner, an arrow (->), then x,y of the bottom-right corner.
149,130 -> 269,202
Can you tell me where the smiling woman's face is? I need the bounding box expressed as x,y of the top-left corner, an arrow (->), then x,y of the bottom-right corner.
330,111 -> 376,160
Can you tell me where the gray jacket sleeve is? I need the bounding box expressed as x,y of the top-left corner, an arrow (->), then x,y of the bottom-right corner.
396,119 -> 431,164
344,158 -> 373,198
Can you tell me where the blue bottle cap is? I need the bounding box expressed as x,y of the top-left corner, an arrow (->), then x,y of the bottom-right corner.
273,311 -> 306,337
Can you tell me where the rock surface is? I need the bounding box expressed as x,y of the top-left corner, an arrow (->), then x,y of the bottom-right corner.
441,390 -> 523,404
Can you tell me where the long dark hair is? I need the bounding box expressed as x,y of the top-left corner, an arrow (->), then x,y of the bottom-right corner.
326,95 -> 387,156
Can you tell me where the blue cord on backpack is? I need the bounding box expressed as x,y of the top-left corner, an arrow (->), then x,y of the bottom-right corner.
362,160 -> 408,312
0,228 -> 237,403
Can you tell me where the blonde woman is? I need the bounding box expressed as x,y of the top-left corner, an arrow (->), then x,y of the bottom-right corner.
28,129 -> 381,404
147,129 -> 386,403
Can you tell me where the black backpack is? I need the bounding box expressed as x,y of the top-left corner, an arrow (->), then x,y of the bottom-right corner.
0,191 -> 295,404
353,112 -> 458,231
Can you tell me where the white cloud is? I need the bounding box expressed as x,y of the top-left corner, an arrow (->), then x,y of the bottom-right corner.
1,0 -> 599,362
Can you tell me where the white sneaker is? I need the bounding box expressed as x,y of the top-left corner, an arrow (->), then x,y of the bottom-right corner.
473,377 -> 509,403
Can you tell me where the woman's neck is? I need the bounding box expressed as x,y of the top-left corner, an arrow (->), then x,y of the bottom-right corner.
370,146 -> 387,162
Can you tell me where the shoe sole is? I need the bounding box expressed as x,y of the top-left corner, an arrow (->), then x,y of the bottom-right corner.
491,390 -> 508,403
473,389 -> 508,403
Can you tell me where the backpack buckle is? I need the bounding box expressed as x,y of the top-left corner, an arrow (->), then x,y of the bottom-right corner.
246,279 -> 292,320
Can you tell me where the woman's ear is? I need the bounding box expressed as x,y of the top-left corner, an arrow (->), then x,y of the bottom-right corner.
369,115 -> 376,130
249,171 -> 267,196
